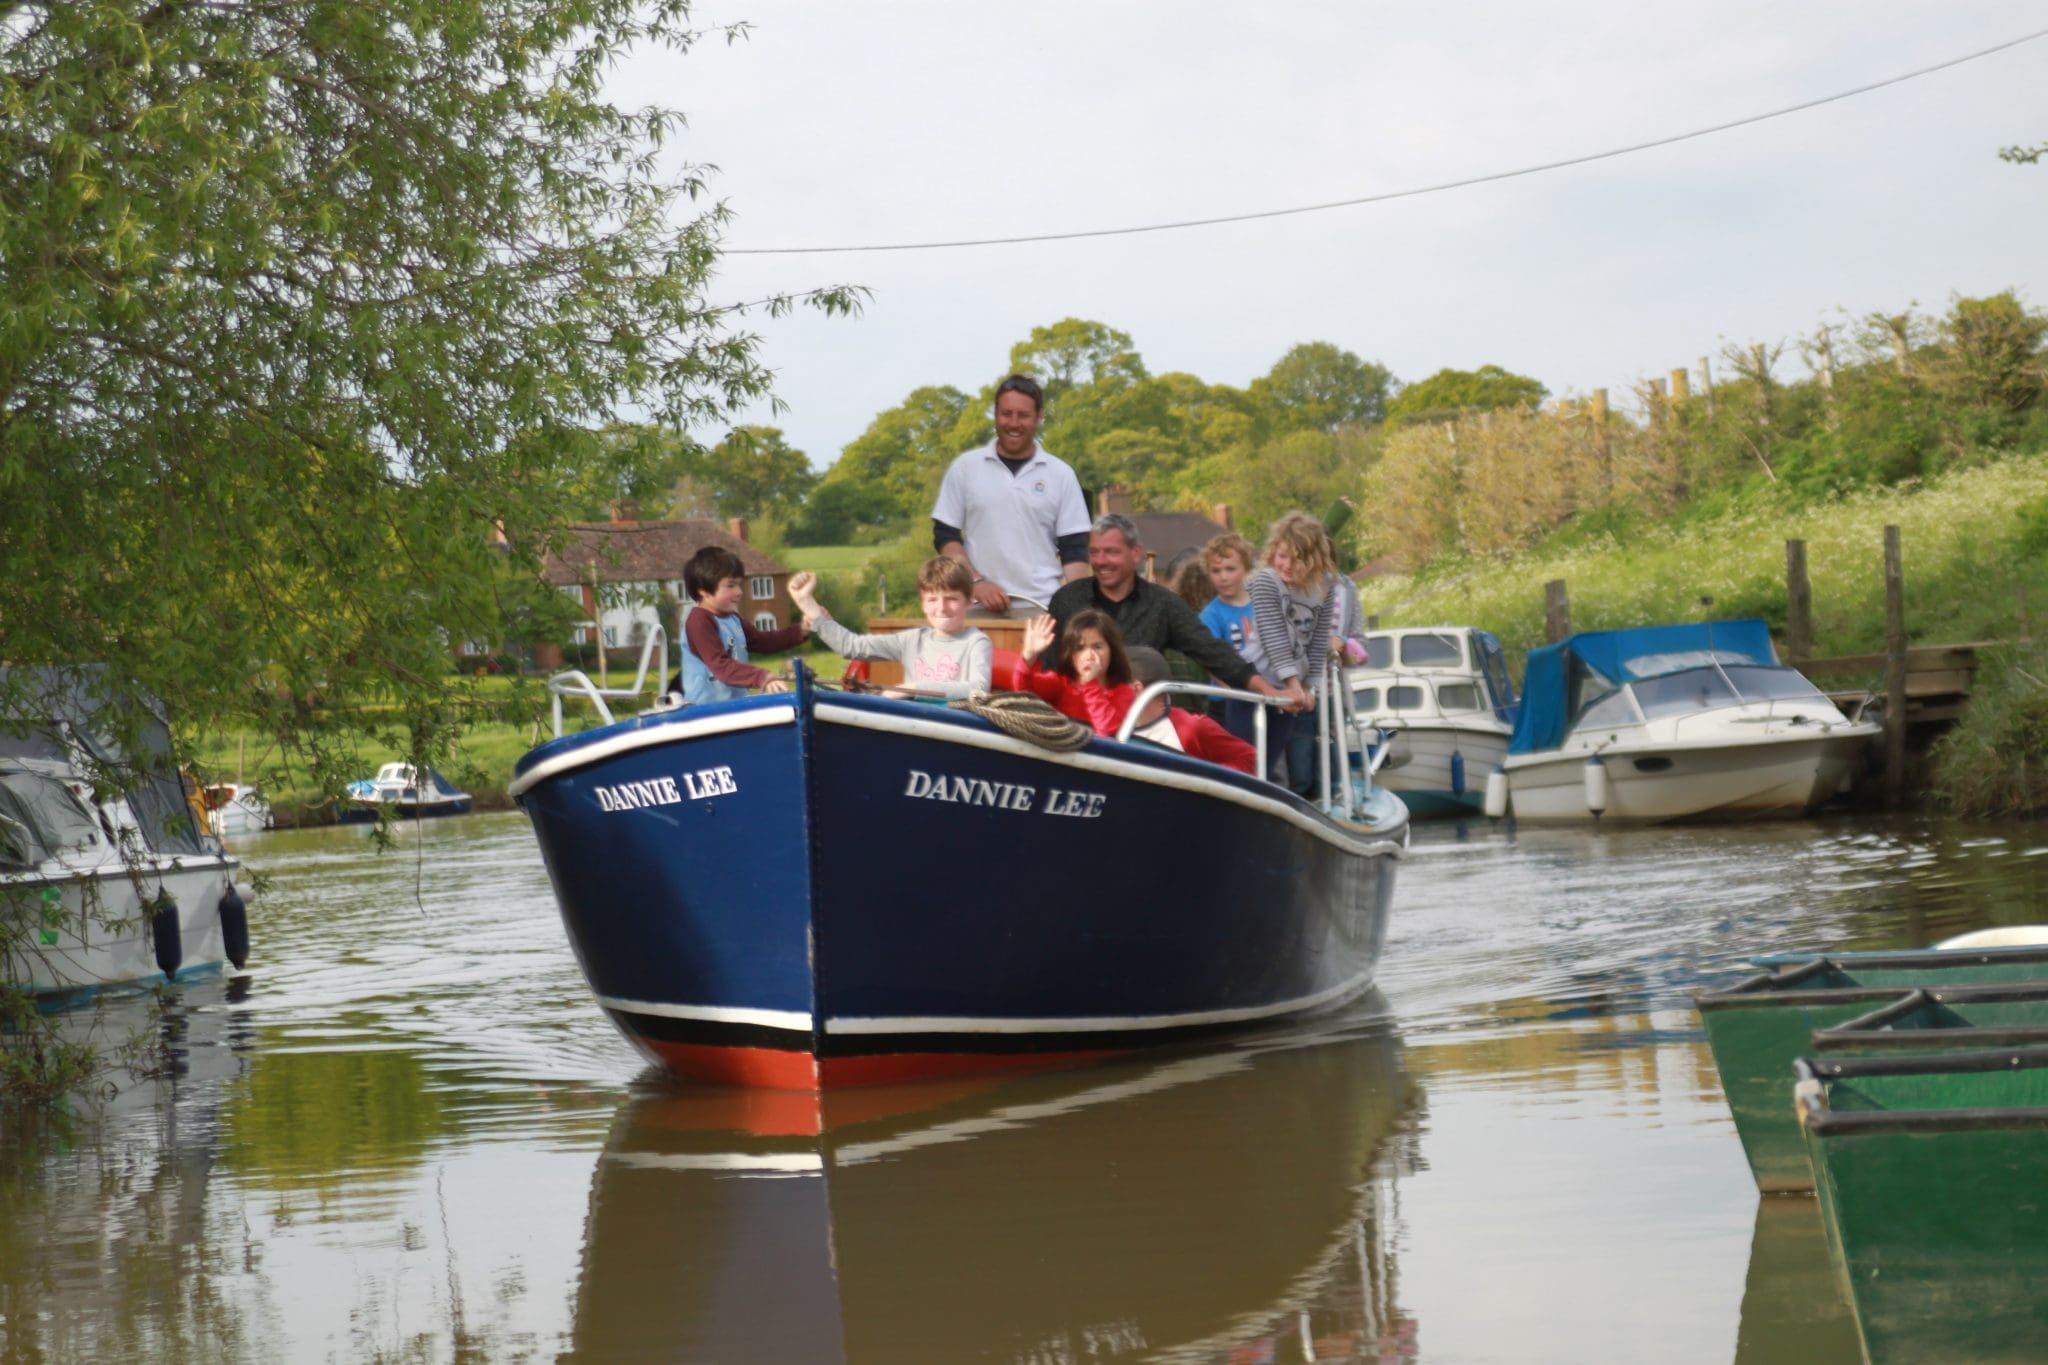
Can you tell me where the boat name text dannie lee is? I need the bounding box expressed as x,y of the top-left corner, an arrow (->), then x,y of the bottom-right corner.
902,768 -> 1106,818
592,766 -> 737,812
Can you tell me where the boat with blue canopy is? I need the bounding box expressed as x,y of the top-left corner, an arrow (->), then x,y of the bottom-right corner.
1498,619 -> 1876,823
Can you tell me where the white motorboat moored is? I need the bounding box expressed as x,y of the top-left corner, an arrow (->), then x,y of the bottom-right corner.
3,667 -> 249,994
1346,626 -> 1518,818
341,762 -> 473,822
1500,620 -> 1877,824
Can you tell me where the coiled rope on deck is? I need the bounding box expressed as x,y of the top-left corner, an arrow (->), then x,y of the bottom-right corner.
954,689 -> 1093,752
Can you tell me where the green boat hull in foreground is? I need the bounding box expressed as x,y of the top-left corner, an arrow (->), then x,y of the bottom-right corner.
1795,1048 -> 2048,1365
1696,946 -> 2048,1192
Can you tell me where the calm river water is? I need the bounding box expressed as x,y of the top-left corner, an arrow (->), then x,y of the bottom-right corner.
6,810 -> 2048,1362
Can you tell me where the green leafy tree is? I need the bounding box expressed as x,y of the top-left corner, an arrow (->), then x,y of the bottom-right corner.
693,426 -> 819,520
1385,366 -> 1548,427
1009,319 -> 1146,402
1932,292 -> 2048,416
789,479 -> 898,546
1250,342 -> 1397,434
0,2 -> 856,1093
813,386 -> 972,529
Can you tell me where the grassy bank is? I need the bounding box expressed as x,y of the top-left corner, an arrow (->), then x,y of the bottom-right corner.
1356,453 -> 2048,661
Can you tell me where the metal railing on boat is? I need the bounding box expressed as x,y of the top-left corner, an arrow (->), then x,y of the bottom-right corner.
545,626 -> 669,737
1118,660 -> 1392,822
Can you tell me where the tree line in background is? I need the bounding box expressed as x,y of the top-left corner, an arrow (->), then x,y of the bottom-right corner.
605,289 -> 2045,588
602,319 -> 1548,561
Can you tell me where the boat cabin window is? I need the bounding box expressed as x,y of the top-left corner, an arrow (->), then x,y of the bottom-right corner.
1720,666 -> 1826,703
1386,685 -> 1426,711
1632,666 -> 1741,719
1573,688 -> 1641,730
1352,687 -> 1380,711
1362,636 -> 1394,669
0,770 -> 103,863
1437,683 -> 1482,713
1400,633 -> 1464,667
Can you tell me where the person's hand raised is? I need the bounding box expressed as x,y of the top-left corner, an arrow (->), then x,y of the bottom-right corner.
1020,613 -> 1056,660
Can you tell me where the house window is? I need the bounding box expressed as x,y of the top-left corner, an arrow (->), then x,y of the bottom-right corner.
602,625 -> 619,648
752,613 -> 778,632
749,576 -> 774,601
460,639 -> 487,657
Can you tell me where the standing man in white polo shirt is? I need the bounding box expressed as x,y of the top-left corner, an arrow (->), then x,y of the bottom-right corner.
931,374 -> 1092,615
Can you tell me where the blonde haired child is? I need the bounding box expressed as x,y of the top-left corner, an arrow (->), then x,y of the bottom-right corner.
1244,512 -> 1339,794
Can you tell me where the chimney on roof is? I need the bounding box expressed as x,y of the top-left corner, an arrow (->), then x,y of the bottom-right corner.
1211,503 -> 1233,530
1097,484 -> 1132,516
726,516 -> 749,543
608,498 -> 640,525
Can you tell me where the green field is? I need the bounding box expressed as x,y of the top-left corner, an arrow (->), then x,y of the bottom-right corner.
779,544 -> 885,573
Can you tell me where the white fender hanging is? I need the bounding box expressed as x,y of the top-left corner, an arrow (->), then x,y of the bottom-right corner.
1483,767 -> 1509,819
1583,754 -> 1608,818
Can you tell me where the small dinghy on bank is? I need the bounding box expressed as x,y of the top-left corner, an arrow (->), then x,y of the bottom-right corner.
1796,1047 -> 2048,1364
1696,941 -> 2048,1191
514,661 -> 1407,1089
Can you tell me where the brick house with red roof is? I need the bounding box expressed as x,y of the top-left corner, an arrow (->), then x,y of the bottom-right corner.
538,504 -> 795,664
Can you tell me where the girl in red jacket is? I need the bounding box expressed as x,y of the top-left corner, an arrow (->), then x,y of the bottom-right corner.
1015,609 -> 1137,737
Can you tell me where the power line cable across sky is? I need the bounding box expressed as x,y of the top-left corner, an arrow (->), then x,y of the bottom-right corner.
726,26 -> 2048,257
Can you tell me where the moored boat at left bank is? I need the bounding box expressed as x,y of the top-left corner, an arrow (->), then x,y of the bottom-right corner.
2,667 -> 249,994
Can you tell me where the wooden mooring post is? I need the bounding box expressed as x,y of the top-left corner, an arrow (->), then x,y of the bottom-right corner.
1544,580 -> 1571,643
1784,539 -> 1811,664
1884,525 -> 1907,808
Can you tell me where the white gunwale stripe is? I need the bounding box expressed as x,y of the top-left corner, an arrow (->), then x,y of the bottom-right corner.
823,969 -> 1376,1036
610,1151 -> 824,1175
509,705 -> 795,797
815,700 -> 1405,857
596,995 -> 812,1034
594,971 -> 1377,1041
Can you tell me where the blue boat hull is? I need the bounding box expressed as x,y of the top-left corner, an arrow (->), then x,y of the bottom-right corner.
513,675 -> 1406,1089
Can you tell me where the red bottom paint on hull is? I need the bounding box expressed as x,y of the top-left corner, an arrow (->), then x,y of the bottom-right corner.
636,1036 -> 1120,1092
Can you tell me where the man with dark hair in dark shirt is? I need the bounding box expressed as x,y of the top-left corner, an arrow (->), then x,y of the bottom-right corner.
1045,514 -> 1293,708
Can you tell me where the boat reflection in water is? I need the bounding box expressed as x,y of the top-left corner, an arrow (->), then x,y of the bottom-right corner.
562,1002 -> 1421,1364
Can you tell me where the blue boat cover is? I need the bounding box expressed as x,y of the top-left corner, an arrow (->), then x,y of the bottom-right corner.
1507,619 -> 1777,755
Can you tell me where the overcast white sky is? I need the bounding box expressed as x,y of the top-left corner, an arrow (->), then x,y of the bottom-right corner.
610,2 -> 2048,470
